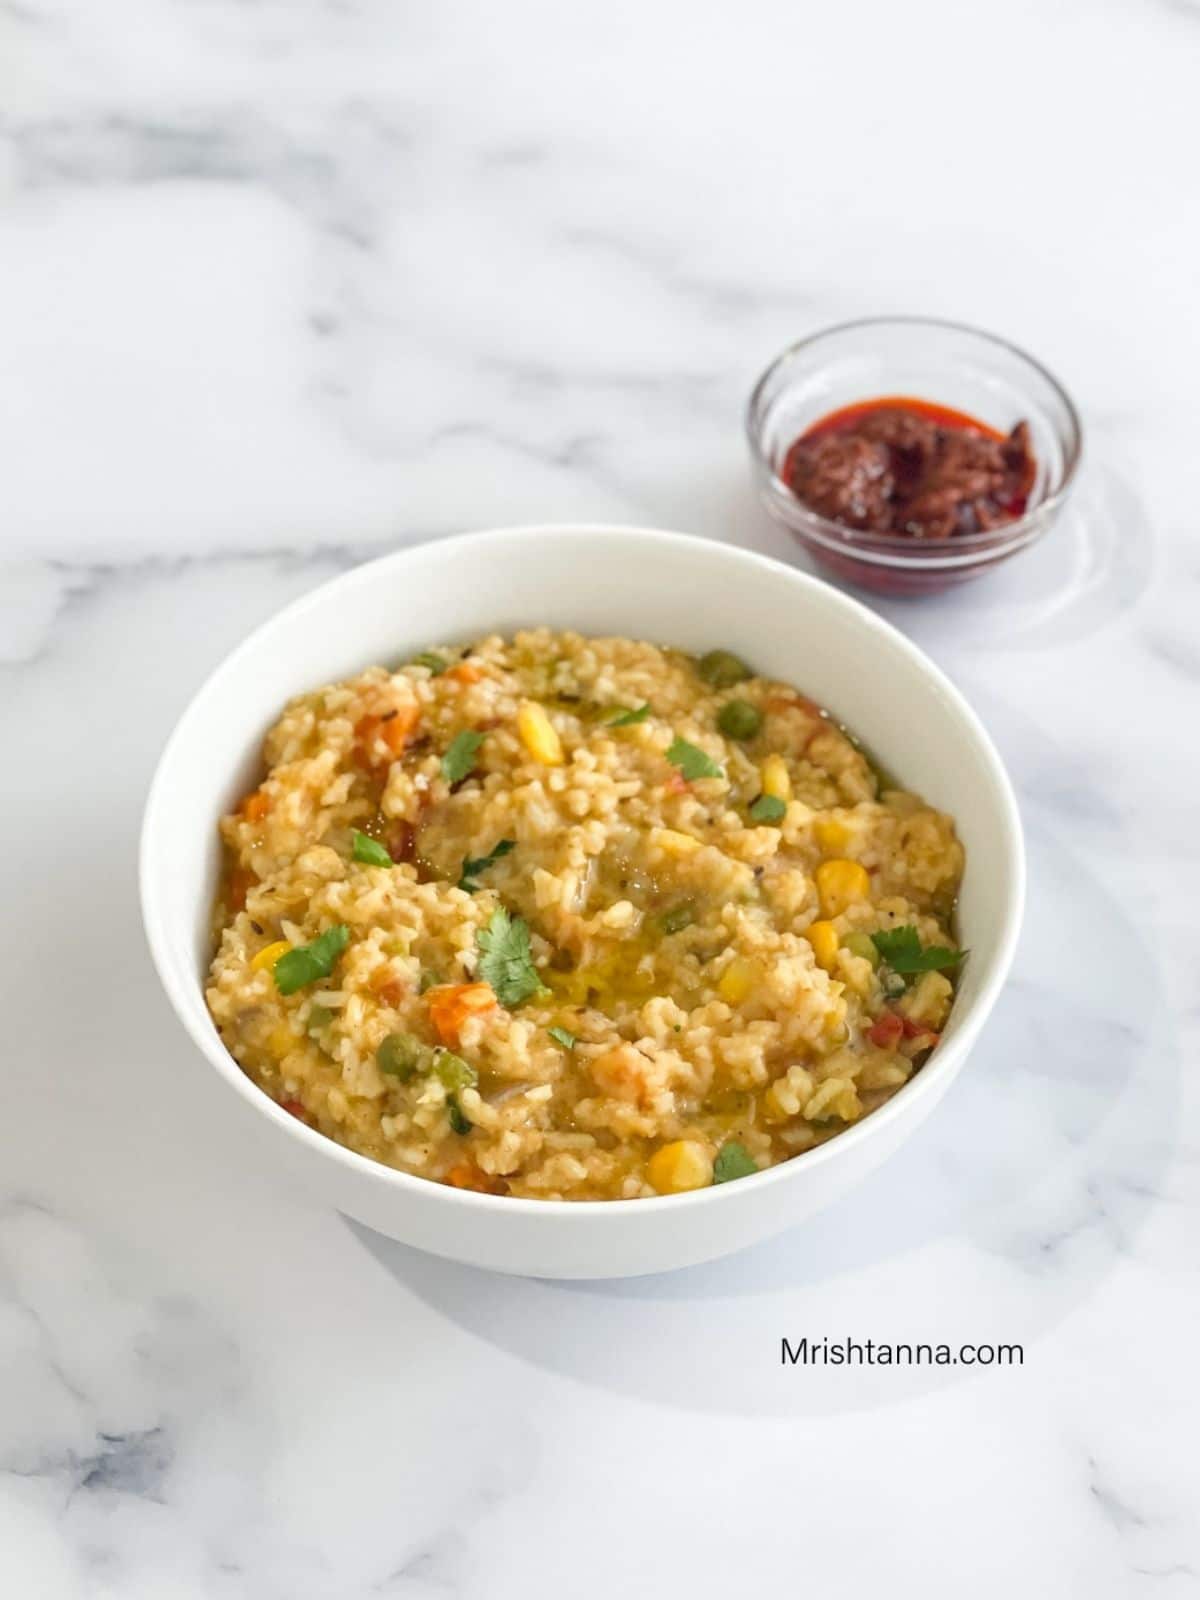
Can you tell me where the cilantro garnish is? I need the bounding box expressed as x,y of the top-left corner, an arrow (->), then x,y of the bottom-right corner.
870,926 -> 965,978
411,651 -> 448,676
713,1141 -> 758,1184
749,794 -> 786,824
606,703 -> 650,727
458,838 -> 515,892
273,925 -> 350,996
442,729 -> 484,785
351,829 -> 393,868
666,736 -> 724,781
477,906 -> 544,1008
548,1026 -> 577,1050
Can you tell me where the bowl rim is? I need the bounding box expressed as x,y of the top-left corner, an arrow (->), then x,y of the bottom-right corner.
745,314 -> 1084,567
139,522 -> 1026,1220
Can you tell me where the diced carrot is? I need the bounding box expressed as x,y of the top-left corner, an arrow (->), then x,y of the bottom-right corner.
665,771 -> 690,795
868,1010 -> 905,1049
426,982 -> 498,1047
382,705 -> 420,754
241,789 -> 270,823
446,661 -> 483,685
355,703 -> 420,763
279,1098 -> 313,1125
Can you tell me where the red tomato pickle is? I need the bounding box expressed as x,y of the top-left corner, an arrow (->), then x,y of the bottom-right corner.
781,396 -> 1036,542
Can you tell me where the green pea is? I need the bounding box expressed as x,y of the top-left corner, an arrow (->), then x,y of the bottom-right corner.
698,649 -> 753,688
841,931 -> 881,969
376,1032 -> 426,1079
660,903 -> 695,935
716,699 -> 763,741
432,1048 -> 477,1092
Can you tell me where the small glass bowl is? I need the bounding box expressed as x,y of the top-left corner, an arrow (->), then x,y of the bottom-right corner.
746,316 -> 1083,596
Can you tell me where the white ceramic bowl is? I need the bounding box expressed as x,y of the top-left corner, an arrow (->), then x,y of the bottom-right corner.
140,525 -> 1024,1279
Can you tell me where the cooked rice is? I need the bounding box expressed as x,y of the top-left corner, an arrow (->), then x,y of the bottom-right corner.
206,630 -> 964,1200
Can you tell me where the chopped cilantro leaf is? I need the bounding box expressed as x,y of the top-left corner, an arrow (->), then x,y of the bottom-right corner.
273,924 -> 350,996
606,703 -> 650,727
666,736 -> 724,781
411,650 -> 448,676
442,729 -> 484,785
713,1141 -> 758,1184
547,1026 -> 577,1050
477,906 -> 544,1008
351,829 -> 393,868
458,838 -> 515,892
749,794 -> 786,824
870,925 -> 965,977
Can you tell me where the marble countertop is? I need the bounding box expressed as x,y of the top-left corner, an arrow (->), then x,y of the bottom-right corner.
3,1 -> 1198,1594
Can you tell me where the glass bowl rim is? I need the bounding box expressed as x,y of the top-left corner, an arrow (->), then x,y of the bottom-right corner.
745,314 -> 1085,561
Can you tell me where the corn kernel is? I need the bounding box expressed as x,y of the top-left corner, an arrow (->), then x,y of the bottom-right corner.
517,700 -> 564,764
654,827 -> 700,856
814,818 -> 850,855
647,1140 -> 714,1194
806,920 -> 840,972
251,939 -> 292,973
718,957 -> 758,1004
815,858 -> 870,918
268,1024 -> 295,1059
761,754 -> 791,801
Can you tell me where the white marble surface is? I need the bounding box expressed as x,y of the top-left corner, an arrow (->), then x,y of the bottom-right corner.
3,1 -> 1198,1593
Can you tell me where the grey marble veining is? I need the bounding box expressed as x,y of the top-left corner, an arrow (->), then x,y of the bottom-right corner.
3,1 -> 1199,1594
